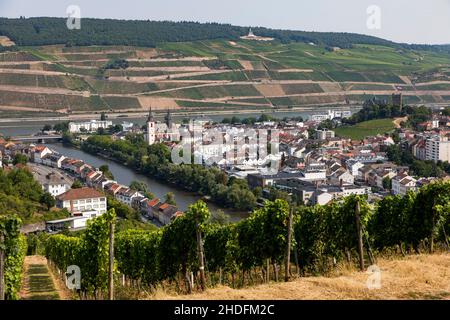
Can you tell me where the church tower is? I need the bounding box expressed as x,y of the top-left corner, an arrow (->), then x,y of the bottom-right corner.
165,109 -> 173,128
147,107 -> 156,145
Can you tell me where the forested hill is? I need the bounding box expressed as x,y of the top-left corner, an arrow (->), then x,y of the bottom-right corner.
1,16 -> 447,51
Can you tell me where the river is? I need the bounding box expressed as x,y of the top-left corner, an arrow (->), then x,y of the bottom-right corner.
51,143 -> 254,219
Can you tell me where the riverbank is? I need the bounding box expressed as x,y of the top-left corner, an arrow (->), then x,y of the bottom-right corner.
80,142 -> 250,218
45,142 -> 248,220
0,105 -> 361,124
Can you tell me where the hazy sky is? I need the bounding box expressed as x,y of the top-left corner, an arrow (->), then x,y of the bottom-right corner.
1,0 -> 449,44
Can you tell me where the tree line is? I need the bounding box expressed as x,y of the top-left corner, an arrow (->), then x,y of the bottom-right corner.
2,17 -> 449,52
343,99 -> 433,129
43,181 -> 450,296
0,168 -> 65,224
385,143 -> 450,177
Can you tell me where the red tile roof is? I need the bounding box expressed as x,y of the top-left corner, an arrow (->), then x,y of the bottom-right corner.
86,171 -> 98,178
57,187 -> 104,201
159,203 -> 170,211
147,198 -> 160,207
34,145 -> 48,152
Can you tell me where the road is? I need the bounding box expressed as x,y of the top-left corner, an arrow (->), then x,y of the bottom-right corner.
27,162 -> 74,186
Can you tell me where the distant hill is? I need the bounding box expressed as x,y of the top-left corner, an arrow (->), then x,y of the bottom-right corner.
0,28 -> 449,118
0,17 -> 448,52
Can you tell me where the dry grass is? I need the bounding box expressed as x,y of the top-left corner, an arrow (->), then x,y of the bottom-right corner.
151,253 -> 450,300
255,84 -> 286,97
137,96 -> 180,109
0,36 -> 15,47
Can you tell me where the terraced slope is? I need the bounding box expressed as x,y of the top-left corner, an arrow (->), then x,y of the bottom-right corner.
1,40 -> 450,118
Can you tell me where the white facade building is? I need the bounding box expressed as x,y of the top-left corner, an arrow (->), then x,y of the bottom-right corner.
425,136 -> 450,163
392,174 -> 417,196
43,179 -> 71,197
347,160 -> 365,178
311,110 -> 352,122
315,129 -> 335,140
69,120 -> 113,133
56,187 -> 107,215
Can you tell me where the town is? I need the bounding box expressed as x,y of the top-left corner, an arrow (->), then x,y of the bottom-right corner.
0,2 -> 449,304
1,93 -> 449,234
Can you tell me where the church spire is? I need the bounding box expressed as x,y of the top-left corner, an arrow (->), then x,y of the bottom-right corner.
165,108 -> 172,127
147,106 -> 155,122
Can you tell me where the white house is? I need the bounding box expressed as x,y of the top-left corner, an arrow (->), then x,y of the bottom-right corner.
56,187 -> 107,215
392,173 -> 417,196
39,173 -> 71,197
115,188 -> 143,206
69,120 -> 113,133
330,169 -> 355,185
41,153 -> 66,168
32,146 -> 52,164
347,160 -> 365,178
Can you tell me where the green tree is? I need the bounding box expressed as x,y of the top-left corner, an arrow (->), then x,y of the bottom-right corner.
53,122 -> 69,133
209,209 -> 231,225
129,180 -> 148,193
40,192 -> 55,210
382,177 -> 392,190
71,180 -> 83,189
12,154 -> 27,165
109,124 -> 123,134
99,165 -> 114,180
164,192 -> 177,206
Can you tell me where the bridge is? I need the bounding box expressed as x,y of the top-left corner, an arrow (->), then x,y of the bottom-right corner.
11,134 -> 63,143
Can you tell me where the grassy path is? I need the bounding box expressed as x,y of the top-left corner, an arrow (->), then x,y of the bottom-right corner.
20,256 -> 61,300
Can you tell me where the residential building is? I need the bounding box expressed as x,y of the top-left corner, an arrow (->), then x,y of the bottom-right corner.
391,173 -> 417,196
33,171 -> 71,197
412,139 -> 427,161
346,159 -> 365,178
115,188 -> 143,206
329,168 -> 354,185
104,182 -> 125,196
41,153 -> 66,168
68,120 -> 113,133
32,145 -> 52,164
56,187 -> 107,215
247,171 -> 304,188
425,135 -> 450,163
315,129 -> 335,140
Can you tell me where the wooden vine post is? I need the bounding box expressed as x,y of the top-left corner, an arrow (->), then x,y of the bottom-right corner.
284,207 -> 294,282
355,200 -> 365,271
196,220 -> 206,291
108,219 -> 114,300
0,233 -> 4,301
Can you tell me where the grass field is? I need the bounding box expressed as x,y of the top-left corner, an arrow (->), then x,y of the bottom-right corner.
334,118 -> 396,140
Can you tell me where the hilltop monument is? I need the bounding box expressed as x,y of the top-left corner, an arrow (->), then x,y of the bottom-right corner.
240,28 -> 274,41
